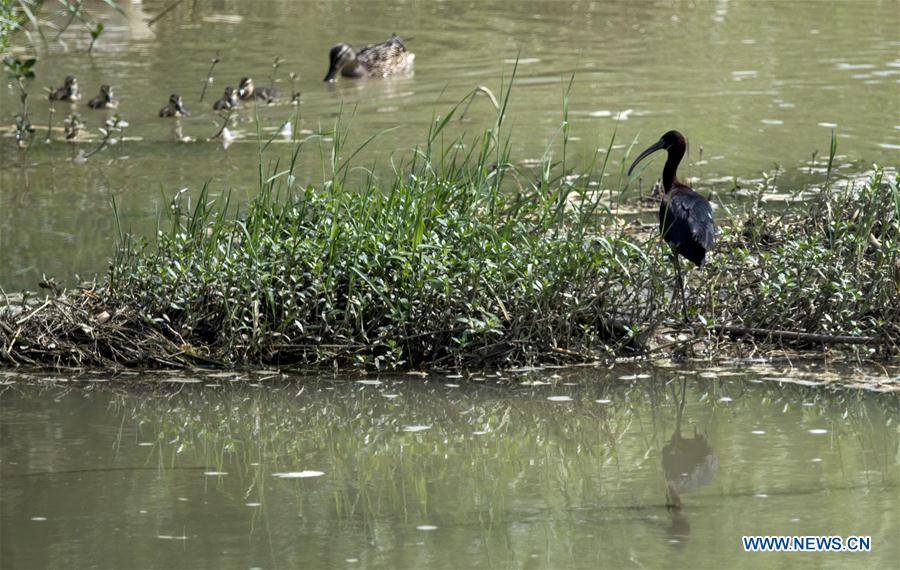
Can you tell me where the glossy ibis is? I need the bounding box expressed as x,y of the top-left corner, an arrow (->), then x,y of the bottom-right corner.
628,131 -> 715,321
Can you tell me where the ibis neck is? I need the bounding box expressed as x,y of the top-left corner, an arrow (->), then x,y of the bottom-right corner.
662,147 -> 685,192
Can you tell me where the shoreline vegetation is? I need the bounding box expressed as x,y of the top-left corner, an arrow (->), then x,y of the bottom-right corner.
1,97 -> 898,372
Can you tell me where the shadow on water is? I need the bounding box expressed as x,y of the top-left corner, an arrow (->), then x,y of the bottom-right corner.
0,365 -> 897,568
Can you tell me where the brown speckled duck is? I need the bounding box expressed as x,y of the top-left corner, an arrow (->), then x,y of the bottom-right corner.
324,34 -> 414,81
87,84 -> 117,109
237,77 -> 275,103
159,93 -> 189,118
49,75 -> 80,102
213,86 -> 239,110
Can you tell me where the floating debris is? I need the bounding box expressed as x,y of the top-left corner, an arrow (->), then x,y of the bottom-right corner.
272,471 -> 325,478
546,395 -> 573,402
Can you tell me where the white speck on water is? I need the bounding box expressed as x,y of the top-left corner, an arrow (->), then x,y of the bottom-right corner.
877,143 -> 900,150
403,425 -> 431,432
164,377 -> 201,384
741,38 -> 756,44
808,429 -> 829,435
836,62 -> 875,70
791,517 -> 802,523
619,374 -> 639,380
595,399 -> 612,404
751,430 -> 766,435
547,396 -> 573,402
818,122 -> 838,128
346,559 -> 359,564
755,494 -> 769,499
356,379 -> 382,386
589,110 -> 612,118
731,70 -> 757,80
245,502 -> 262,507
138,442 -> 154,447
446,374 -> 463,379
473,431 -> 490,435
177,497 -> 188,502
31,517 -> 47,521
416,525 -> 438,531
761,119 -> 784,125
273,471 -> 325,478
802,402 -> 816,407
811,458 -> 823,463
157,534 -> 189,540
250,462 -> 260,466
383,394 -> 399,399
699,372 -> 719,378
718,397 -> 733,403
614,109 -> 633,121
204,471 -> 227,476
445,383 -> 460,388
504,58 -> 540,64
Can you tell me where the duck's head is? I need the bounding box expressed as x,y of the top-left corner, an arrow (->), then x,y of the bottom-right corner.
238,77 -> 254,98
169,93 -> 186,113
627,130 -> 687,176
224,86 -> 238,103
64,75 -> 78,89
99,84 -> 113,101
324,43 -> 355,82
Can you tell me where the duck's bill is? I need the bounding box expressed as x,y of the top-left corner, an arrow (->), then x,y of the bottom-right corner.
627,139 -> 667,176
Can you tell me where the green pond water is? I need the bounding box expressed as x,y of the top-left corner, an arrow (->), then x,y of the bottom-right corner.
1,0 -> 899,290
0,365 -> 898,569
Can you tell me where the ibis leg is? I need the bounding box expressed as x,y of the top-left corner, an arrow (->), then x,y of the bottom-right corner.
672,254 -> 689,322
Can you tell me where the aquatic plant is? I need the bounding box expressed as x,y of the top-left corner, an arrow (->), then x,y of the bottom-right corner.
0,91 -> 896,368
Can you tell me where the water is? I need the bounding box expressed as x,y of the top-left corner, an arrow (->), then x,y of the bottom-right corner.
1,0 -> 899,290
1,365 -> 898,568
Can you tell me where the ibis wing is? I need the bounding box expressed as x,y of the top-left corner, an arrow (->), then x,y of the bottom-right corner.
682,193 -> 715,251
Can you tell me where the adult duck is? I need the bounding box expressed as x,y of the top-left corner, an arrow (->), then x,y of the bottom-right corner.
324,33 -> 414,81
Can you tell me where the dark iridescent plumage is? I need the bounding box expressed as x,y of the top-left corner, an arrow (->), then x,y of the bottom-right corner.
628,130 -> 715,320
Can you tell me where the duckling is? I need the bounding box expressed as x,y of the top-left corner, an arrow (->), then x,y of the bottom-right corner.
159,93 -> 190,118
87,84 -> 117,109
323,33 -> 415,81
49,75 -> 81,102
237,77 -> 275,103
213,86 -> 239,110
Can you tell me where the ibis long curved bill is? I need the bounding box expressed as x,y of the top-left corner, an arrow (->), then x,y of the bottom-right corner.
627,138 -> 669,176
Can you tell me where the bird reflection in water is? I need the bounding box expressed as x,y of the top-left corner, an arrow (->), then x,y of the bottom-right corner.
661,380 -> 718,545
